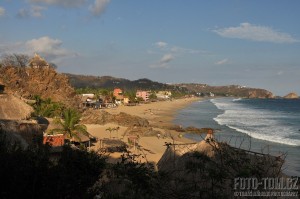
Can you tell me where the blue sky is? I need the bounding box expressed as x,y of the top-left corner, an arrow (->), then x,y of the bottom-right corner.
1,0 -> 299,96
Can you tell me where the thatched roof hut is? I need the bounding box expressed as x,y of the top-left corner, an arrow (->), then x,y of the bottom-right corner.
0,94 -> 33,120
157,140 -> 218,172
157,137 -> 284,198
28,53 -> 49,68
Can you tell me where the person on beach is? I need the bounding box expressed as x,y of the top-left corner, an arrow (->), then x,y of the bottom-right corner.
157,133 -> 161,139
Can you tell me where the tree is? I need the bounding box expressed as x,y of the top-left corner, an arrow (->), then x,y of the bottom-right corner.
149,92 -> 157,101
51,108 -> 88,142
0,53 -> 29,67
49,62 -> 58,69
31,95 -> 64,118
105,127 -> 115,139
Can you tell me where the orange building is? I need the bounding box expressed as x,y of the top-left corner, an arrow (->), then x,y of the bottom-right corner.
43,134 -> 65,147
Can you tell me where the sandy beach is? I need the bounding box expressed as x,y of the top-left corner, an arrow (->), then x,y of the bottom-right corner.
85,97 -> 201,165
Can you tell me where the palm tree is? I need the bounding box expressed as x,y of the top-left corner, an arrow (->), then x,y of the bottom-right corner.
50,108 -> 89,143
106,127 -> 115,139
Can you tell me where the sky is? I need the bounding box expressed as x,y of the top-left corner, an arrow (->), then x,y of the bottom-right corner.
0,0 -> 300,96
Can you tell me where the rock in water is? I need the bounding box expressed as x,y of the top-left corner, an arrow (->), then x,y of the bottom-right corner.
283,92 -> 299,99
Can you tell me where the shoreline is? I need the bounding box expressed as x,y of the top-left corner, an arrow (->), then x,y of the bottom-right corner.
85,97 -> 201,164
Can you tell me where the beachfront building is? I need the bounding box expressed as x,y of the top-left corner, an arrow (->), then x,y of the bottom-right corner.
123,96 -> 130,104
136,90 -> 151,101
113,88 -> 124,105
156,91 -> 172,100
28,53 -> 49,69
43,134 -> 65,147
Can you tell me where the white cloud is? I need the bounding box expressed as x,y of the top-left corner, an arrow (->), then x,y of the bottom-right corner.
31,5 -> 46,17
29,0 -> 87,8
215,58 -> 229,65
159,53 -> 174,67
89,0 -> 110,16
150,42 -> 207,68
0,37 -> 76,63
149,53 -> 174,68
153,41 -> 207,55
160,53 -> 174,63
0,7 -> 6,16
17,6 -> 46,18
155,41 -> 168,48
214,22 -> 299,43
170,46 -> 206,54
25,36 -> 76,61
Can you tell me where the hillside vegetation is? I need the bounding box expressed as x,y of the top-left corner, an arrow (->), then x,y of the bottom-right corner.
66,73 -> 274,98
0,67 -> 79,108
176,83 -> 274,98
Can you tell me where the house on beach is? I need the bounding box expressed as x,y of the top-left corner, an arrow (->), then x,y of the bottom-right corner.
156,91 -> 172,100
43,134 -> 65,147
136,90 -> 151,101
113,88 -> 124,105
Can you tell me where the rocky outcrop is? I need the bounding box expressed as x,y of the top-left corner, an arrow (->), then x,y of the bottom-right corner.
176,83 -> 274,98
0,66 -> 78,107
247,90 -> 274,99
80,109 -> 149,127
283,92 -> 299,99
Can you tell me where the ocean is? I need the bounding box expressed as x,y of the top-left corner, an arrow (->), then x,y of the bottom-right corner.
174,97 -> 300,176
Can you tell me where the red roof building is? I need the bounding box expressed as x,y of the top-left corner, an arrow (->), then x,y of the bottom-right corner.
43,134 -> 65,147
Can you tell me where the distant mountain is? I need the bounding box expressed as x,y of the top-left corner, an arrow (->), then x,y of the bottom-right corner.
175,83 -> 274,98
65,73 -> 189,93
65,74 -> 274,98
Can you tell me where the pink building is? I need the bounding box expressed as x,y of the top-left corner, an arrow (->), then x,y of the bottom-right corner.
136,90 -> 150,101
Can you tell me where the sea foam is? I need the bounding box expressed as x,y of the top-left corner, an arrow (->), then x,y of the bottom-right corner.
211,98 -> 300,146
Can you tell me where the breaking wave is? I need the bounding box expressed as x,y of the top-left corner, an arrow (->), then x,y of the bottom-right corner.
211,98 -> 300,146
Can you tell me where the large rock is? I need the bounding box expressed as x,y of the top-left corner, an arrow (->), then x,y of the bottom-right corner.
283,92 -> 299,99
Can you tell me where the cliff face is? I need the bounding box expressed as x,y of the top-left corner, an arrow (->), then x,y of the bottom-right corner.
283,92 -> 299,99
0,67 -> 78,107
176,84 -> 274,98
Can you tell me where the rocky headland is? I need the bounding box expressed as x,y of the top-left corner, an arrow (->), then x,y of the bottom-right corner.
283,92 -> 299,99
175,83 -> 274,98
